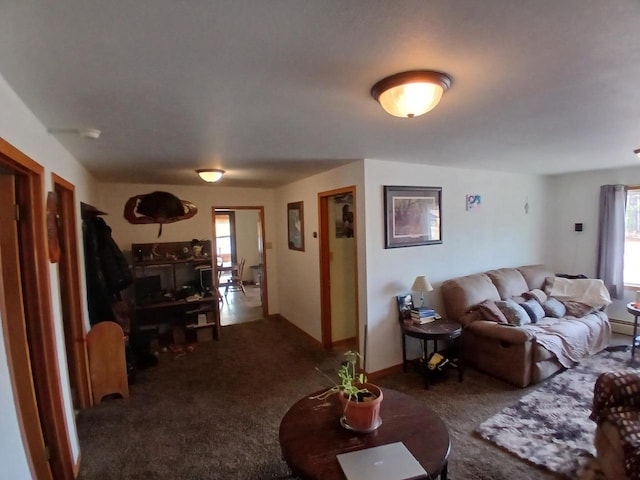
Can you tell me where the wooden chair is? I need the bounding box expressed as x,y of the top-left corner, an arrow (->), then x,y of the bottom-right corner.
224,257 -> 246,296
87,321 -> 129,405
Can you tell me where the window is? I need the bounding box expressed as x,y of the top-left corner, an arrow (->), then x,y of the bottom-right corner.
625,186 -> 640,286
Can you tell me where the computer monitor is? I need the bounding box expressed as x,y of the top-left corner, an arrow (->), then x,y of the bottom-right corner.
135,275 -> 162,303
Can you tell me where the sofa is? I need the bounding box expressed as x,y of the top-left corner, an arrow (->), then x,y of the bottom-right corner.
591,371 -> 640,480
440,264 -> 611,387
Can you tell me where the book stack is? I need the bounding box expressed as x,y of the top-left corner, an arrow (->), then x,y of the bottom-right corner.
410,307 -> 436,324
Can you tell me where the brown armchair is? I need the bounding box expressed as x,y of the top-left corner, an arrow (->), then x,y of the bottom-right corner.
590,371 -> 640,480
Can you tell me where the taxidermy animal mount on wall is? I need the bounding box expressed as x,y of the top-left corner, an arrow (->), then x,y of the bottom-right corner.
123,191 -> 197,237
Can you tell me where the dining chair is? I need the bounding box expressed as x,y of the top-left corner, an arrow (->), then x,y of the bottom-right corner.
224,257 -> 246,296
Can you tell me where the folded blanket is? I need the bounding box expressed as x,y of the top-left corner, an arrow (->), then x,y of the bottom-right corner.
547,277 -> 611,308
525,311 -> 611,368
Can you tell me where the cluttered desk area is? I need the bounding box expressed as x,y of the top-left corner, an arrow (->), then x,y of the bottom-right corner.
132,240 -> 221,346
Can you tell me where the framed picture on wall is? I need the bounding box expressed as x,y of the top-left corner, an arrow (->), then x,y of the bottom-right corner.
287,201 -> 305,251
384,185 -> 442,248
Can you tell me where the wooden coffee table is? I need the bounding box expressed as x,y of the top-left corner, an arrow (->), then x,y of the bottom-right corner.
279,387 -> 450,480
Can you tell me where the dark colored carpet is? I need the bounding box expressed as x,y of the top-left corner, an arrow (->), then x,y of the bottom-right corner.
77,317 -> 584,479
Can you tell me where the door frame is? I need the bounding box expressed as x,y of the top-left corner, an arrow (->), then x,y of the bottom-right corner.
53,173 -> 93,410
0,138 -> 74,480
318,186 -> 359,350
211,205 -> 268,319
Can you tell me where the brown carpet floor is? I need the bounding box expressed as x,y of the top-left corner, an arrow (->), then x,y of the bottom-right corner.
76,317 -> 564,480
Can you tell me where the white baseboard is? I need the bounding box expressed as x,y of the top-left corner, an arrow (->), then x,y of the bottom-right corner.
610,318 -> 636,337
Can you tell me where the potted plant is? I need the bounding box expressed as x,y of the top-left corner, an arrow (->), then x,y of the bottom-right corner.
312,351 -> 383,432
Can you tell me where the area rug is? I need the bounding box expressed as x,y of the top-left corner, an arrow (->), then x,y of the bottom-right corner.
476,349 -> 637,479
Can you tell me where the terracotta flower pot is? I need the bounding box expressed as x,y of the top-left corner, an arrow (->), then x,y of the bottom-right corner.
339,383 -> 383,432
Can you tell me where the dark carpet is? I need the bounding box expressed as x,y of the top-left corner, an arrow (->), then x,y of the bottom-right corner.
76,318 -> 611,479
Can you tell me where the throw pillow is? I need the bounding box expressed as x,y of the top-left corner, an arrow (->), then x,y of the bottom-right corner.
496,298 -> 531,326
563,300 -> 596,318
519,299 -> 545,323
524,288 -> 548,304
475,299 -> 509,324
542,297 -> 566,318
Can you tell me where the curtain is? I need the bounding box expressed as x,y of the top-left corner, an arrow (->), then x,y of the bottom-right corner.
596,184 -> 627,299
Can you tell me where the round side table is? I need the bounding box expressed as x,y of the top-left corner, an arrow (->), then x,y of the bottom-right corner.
627,303 -> 640,358
279,387 -> 450,480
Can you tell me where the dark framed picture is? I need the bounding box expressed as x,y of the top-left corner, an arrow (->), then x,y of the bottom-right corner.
287,201 -> 305,251
384,186 -> 442,248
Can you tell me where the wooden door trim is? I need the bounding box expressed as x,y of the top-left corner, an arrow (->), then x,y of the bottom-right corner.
317,186 -> 359,351
0,137 -> 74,480
211,206 -> 268,318
52,172 -> 93,409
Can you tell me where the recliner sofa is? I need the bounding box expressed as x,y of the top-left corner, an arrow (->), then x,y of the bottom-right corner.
440,264 -> 611,387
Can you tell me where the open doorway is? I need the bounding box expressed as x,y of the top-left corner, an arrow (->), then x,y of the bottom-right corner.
212,206 -> 268,325
319,187 -> 359,352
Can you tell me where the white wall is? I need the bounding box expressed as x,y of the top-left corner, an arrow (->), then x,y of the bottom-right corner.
275,161 -> 365,342
548,166 -> 640,321
234,210 -> 261,282
363,159 -> 549,373
96,183 -> 279,313
0,73 -> 95,477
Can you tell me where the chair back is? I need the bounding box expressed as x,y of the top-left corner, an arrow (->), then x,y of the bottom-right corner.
236,258 -> 246,279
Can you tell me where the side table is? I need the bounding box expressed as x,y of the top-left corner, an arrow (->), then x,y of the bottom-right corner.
627,303 -> 640,358
401,318 -> 463,387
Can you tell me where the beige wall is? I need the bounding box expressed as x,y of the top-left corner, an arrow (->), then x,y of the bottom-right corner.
96,183 -> 279,314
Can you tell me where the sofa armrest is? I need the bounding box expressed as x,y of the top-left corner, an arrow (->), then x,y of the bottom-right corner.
465,320 -> 535,344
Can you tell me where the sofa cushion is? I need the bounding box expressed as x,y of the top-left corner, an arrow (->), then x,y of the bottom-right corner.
563,300 -> 596,318
496,298 -> 531,326
543,297 -> 566,318
524,288 -> 547,304
519,299 -> 545,323
517,264 -> 556,291
486,268 -> 529,299
476,300 -> 509,324
441,273 -> 501,322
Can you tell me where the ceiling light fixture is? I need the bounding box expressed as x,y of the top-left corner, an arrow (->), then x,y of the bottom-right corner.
196,168 -> 225,183
47,127 -> 101,139
371,70 -> 452,118
634,148 -> 640,158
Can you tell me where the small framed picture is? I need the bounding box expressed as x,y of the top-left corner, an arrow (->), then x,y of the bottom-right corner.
384,186 -> 442,248
287,201 -> 305,251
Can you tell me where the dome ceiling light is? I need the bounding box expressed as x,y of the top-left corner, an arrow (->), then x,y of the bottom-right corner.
196,168 -> 225,183
371,70 -> 452,118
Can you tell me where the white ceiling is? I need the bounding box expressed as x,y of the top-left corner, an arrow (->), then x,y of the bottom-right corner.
1,1 -> 639,188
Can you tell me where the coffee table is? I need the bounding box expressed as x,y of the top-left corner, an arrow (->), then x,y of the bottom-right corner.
279,387 -> 450,480
628,303 -> 640,358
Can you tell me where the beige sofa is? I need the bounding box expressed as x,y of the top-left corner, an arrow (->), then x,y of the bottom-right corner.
440,264 -> 611,387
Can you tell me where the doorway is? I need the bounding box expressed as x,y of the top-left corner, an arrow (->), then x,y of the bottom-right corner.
212,206 -> 268,325
0,139 -> 74,480
319,187 -> 358,351
53,173 -> 92,410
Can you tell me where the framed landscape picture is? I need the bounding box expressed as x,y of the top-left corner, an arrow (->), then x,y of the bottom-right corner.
287,201 -> 305,251
384,186 -> 442,248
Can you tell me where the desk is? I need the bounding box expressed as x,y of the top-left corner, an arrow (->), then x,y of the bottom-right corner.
279,387 -> 450,480
628,303 -> 640,358
401,318 -> 463,387
135,296 -> 220,341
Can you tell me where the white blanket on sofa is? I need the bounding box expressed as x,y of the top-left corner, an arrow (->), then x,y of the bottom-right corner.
547,277 -> 612,308
525,310 -> 611,368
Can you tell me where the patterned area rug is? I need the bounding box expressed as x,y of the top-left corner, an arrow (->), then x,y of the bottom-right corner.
476,349 -> 637,479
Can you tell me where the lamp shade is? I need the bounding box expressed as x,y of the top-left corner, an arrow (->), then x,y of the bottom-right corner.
196,169 -> 225,183
411,275 -> 434,294
371,70 -> 452,118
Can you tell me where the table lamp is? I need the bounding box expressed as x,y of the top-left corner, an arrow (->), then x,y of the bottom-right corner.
411,275 -> 434,308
